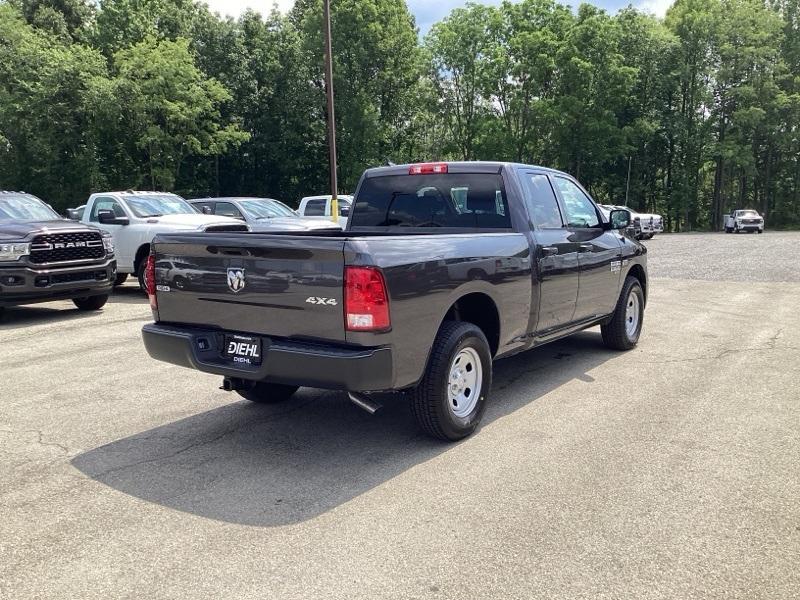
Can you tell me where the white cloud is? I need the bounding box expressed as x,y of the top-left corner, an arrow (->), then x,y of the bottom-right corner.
637,0 -> 673,18
201,0 -> 294,19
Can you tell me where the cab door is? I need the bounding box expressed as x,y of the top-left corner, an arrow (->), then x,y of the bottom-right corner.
551,176 -> 622,321
89,195 -> 135,269
520,171 -> 580,333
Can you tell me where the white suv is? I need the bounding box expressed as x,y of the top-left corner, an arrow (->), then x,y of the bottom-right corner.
81,191 -> 247,288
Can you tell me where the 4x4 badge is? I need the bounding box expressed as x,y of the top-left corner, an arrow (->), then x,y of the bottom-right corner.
227,268 -> 246,293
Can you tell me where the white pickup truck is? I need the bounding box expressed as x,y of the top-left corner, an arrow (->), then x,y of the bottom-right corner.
81,191 -> 247,288
724,209 -> 764,234
297,195 -> 353,228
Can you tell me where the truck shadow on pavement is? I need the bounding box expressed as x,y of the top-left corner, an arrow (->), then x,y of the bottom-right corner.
0,284 -> 147,328
72,331 -> 616,527
0,305 -> 103,328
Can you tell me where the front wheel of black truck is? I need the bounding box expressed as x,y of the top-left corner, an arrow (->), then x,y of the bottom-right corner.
411,321 -> 492,442
72,295 -> 109,311
237,382 -> 299,404
601,276 -> 644,350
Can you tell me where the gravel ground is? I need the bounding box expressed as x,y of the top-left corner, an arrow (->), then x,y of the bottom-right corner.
645,231 -> 800,282
1,233 -> 799,599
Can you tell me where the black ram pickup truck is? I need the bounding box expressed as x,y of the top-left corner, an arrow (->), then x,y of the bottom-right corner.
0,192 -> 116,316
143,162 -> 647,441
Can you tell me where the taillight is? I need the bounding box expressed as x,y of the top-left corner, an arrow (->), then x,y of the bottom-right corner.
145,253 -> 157,310
409,162 -> 448,175
344,266 -> 390,332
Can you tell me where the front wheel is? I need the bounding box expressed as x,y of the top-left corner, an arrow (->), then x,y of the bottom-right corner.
237,382 -> 299,404
758,230 -> 763,234
136,260 -> 147,293
114,273 -> 128,286
601,277 -> 644,350
72,295 -> 109,311
411,321 -> 492,441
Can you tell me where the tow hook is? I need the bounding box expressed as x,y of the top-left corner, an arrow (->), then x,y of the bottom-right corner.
221,377 -> 254,392
348,392 -> 382,415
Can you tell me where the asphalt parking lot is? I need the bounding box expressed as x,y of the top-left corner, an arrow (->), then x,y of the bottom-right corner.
2,232 -> 799,599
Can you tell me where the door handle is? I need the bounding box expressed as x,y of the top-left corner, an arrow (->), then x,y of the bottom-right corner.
541,246 -> 558,257
579,244 -> 593,253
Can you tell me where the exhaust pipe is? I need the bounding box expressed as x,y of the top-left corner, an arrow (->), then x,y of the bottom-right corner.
221,377 -> 253,392
349,392 -> 382,415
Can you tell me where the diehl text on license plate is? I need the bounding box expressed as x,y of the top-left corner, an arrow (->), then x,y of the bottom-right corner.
223,334 -> 262,365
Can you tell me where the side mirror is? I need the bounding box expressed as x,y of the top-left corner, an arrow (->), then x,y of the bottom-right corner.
98,209 -> 129,226
201,206 -> 212,215
607,209 -> 631,231
65,209 -> 80,221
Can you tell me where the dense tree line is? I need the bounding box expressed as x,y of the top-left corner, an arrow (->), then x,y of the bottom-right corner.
0,0 -> 798,229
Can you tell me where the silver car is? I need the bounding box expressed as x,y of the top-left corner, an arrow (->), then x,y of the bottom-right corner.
190,197 -> 342,232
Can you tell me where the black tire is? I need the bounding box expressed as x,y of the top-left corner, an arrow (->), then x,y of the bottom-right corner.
725,227 -> 732,233
114,273 -> 128,286
237,382 -> 299,404
173,275 -> 189,290
758,230 -> 763,234
601,277 -> 644,351
136,260 -> 147,292
72,295 -> 109,311
411,321 -> 492,441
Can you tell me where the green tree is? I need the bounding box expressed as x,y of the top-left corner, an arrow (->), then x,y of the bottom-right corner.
113,36 -> 249,190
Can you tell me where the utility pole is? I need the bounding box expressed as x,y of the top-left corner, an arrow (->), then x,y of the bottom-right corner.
323,0 -> 338,223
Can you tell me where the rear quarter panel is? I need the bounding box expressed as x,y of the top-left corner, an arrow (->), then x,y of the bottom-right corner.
345,233 -> 532,389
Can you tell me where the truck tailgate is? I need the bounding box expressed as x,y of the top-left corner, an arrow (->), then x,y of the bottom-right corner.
152,233 -> 347,342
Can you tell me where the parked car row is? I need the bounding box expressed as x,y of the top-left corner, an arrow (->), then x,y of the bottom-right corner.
0,189 -> 349,316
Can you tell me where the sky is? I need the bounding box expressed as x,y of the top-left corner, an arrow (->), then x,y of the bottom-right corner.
203,0 -> 674,33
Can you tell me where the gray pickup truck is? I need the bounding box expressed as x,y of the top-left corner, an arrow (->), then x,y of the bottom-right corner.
142,162 -> 647,441
0,191 -> 116,316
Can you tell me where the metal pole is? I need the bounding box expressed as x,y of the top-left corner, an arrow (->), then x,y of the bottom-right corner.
323,0 -> 338,223
624,156 -> 632,207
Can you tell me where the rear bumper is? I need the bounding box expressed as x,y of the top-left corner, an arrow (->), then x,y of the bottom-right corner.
0,259 -> 115,306
142,323 -> 395,392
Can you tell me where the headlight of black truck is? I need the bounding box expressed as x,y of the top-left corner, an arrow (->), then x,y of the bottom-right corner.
0,242 -> 31,261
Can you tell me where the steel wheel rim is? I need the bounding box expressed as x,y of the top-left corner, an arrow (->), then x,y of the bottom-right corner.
625,290 -> 641,339
447,347 -> 482,418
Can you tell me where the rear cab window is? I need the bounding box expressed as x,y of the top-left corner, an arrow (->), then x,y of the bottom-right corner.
350,173 -> 511,229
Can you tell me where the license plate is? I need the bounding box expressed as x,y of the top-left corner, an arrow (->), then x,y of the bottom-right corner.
223,334 -> 262,365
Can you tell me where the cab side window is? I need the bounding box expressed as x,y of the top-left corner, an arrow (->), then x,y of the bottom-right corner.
304,199 -> 327,216
553,177 -> 600,228
522,174 -> 563,229
90,197 -> 126,222
214,202 -> 243,219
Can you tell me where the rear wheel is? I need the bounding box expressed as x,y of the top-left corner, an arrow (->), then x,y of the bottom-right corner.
114,273 -> 128,286
237,382 -> 299,404
411,321 -> 492,441
758,230 -> 763,234
601,277 -> 644,350
72,295 -> 109,311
